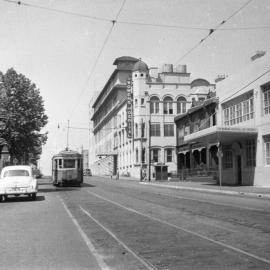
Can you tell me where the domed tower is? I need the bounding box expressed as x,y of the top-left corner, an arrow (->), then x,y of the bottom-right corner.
132,59 -> 149,110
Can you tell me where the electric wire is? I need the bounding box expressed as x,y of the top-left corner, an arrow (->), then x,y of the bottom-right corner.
2,0 -> 112,22
68,0 -> 127,120
197,68 -> 270,130
174,0 -> 254,64
3,0 -> 270,31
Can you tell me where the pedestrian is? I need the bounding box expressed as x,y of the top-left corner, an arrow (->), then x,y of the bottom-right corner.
116,170 -> 119,180
142,169 -> 146,181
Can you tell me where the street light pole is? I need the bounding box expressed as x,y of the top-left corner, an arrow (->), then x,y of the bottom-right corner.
148,107 -> 151,182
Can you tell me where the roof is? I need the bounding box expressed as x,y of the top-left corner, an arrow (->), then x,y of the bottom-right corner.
93,56 -> 139,108
217,53 -> 270,103
191,78 -> 210,87
174,97 -> 218,122
53,149 -> 82,158
113,56 -> 139,65
1,165 -> 32,172
133,60 -> 149,72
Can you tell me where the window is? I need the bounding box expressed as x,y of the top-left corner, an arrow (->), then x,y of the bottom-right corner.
150,96 -> 159,114
246,139 -> 256,167
177,97 -> 186,114
223,151 -> 233,169
164,97 -> 173,114
224,108 -> 230,125
64,159 -> 76,168
150,123 -> 160,136
152,149 -> 160,162
236,103 -> 242,123
264,136 -> 270,165
165,149 -> 173,162
135,123 -> 138,138
263,85 -> 270,115
141,122 -> 145,138
3,170 -> 29,177
223,94 -> 254,126
164,123 -> 174,136
59,159 -> 63,168
142,148 -> 146,163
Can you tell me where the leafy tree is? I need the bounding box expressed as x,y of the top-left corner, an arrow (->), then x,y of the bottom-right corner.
0,68 -> 48,164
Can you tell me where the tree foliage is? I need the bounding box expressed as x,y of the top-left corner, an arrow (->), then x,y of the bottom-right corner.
0,68 -> 48,164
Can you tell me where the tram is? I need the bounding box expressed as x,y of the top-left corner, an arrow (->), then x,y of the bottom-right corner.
52,149 -> 83,186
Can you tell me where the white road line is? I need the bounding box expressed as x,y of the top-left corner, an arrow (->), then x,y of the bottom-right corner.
59,197 -> 110,270
87,190 -> 270,266
80,206 -> 157,270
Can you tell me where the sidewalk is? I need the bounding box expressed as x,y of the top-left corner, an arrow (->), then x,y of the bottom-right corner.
140,180 -> 270,199
96,175 -> 270,199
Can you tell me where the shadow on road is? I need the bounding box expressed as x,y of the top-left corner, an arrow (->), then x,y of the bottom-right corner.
39,183 -> 95,193
3,195 -> 45,203
81,183 -> 96,188
39,187 -> 78,193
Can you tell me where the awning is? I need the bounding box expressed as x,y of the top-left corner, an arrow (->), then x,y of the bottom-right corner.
184,125 -> 258,145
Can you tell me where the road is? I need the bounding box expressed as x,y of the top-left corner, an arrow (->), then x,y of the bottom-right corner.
0,176 -> 270,270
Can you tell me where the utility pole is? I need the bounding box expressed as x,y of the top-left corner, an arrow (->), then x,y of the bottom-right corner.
148,111 -> 151,182
140,118 -> 143,181
66,120 -> 70,150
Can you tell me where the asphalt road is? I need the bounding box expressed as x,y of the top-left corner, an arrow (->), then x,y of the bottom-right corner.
1,176 -> 270,270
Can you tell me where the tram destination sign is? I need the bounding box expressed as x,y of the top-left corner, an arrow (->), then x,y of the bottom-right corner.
126,78 -> 132,138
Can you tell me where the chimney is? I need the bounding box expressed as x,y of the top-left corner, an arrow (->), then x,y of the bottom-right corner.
149,67 -> 158,78
215,75 -> 227,83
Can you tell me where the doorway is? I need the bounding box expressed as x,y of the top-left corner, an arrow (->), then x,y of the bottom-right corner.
155,165 -> 168,180
237,155 -> 242,185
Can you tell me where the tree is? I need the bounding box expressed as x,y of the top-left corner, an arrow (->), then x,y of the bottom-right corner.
0,68 -> 48,164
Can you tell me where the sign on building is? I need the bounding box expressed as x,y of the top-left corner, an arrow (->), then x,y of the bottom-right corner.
126,78 -> 133,138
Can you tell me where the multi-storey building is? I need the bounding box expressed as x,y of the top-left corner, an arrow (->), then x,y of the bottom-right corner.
175,54 -> 270,186
90,56 -> 215,180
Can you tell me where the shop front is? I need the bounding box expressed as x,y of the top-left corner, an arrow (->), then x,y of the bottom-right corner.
178,126 -> 258,185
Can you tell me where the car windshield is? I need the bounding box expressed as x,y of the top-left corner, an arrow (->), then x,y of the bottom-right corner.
3,170 -> 30,177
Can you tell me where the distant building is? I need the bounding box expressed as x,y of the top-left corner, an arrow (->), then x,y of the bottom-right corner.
90,56 -> 215,180
175,54 -> 270,186
82,149 -> 89,169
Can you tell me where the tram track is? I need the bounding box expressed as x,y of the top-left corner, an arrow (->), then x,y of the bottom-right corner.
86,190 -> 270,267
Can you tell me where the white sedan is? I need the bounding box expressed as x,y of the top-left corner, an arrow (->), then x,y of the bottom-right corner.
0,165 -> 38,202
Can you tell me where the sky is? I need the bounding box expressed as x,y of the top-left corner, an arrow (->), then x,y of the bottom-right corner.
1,0 -> 270,174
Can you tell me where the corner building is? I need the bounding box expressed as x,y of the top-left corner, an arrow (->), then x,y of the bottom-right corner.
175,54 -> 270,186
90,56 -> 215,180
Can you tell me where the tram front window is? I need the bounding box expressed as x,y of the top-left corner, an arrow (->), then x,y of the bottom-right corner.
64,159 -> 76,168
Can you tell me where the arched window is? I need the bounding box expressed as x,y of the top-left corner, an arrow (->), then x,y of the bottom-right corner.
150,96 -> 159,114
135,148 -> 139,163
135,123 -> 138,138
164,96 -> 173,114
177,96 -> 187,114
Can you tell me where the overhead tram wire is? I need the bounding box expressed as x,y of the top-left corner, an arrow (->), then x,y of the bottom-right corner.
3,0 -> 269,32
174,0 -> 254,64
2,0 -> 111,23
68,0 -> 127,120
197,67 -> 270,131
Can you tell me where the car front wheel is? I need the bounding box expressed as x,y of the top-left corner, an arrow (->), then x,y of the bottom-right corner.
31,193 -> 37,201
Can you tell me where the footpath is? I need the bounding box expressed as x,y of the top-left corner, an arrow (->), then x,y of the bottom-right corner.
98,175 -> 270,199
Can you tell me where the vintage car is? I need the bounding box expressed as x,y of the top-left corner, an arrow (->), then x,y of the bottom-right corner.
83,169 -> 92,176
0,165 -> 38,201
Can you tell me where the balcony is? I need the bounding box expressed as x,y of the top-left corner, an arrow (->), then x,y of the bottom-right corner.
184,125 -> 258,144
